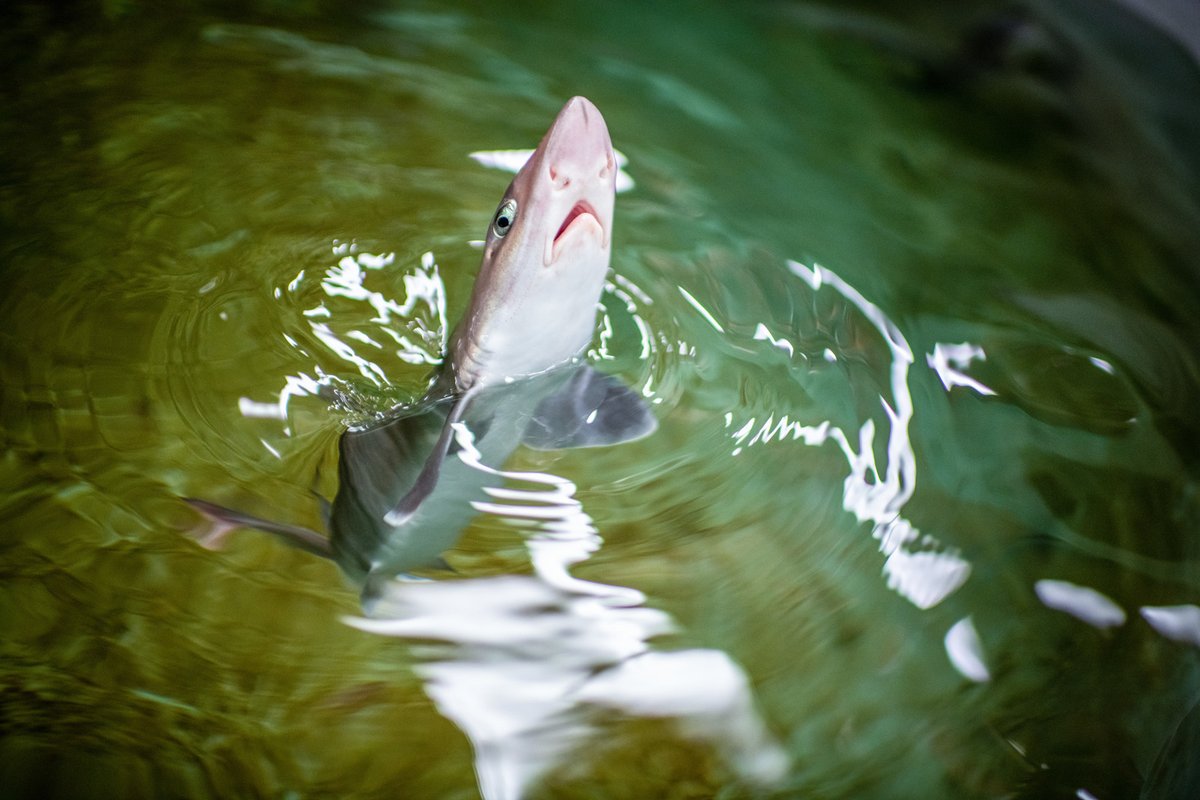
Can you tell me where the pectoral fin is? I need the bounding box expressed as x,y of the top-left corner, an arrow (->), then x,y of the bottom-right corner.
523,366 -> 657,450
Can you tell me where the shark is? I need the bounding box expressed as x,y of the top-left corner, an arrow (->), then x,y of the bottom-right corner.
187,96 -> 656,603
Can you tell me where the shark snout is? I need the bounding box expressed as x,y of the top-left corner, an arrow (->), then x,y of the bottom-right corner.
536,97 -> 615,266
562,95 -> 594,128
542,97 -> 615,190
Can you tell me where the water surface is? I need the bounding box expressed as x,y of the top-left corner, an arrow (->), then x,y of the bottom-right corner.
3,1 -> 1200,798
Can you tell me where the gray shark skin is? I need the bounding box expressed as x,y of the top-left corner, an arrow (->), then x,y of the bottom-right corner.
186,97 -> 655,603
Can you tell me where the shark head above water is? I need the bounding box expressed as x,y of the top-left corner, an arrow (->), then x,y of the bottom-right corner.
450,96 -> 618,391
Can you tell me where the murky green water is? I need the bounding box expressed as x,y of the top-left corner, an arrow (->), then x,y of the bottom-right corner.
3,1 -> 1200,798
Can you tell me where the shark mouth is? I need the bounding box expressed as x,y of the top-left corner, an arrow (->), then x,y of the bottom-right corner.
553,200 -> 600,247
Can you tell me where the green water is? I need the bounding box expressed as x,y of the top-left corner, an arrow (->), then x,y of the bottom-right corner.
3,1 -> 1200,798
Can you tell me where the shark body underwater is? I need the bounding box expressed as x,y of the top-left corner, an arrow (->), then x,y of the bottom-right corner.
187,97 -> 656,604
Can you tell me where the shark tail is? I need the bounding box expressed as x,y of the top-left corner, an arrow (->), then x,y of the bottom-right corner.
183,497 -> 334,559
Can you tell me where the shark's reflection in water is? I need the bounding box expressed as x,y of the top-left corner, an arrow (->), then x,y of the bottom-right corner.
349,422 -> 789,800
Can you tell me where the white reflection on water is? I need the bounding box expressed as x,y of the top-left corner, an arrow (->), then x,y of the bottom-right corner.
595,273 -> 656,364
1034,579 -> 1127,629
753,322 -> 795,356
241,247 -> 449,433
1140,604 -> 1200,647
314,248 -> 447,373
727,261 -> 971,611
944,616 -> 991,683
677,285 -> 726,333
926,341 -> 996,396
348,422 -> 789,800
454,420 -> 642,604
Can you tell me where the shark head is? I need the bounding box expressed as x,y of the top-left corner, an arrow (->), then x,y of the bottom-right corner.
450,96 -> 618,390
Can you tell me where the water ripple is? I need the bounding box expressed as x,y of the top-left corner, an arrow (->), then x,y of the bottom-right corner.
725,260 -> 971,610
348,420 -> 789,800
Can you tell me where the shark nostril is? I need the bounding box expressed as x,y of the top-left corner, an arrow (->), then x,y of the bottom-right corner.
548,164 -> 571,188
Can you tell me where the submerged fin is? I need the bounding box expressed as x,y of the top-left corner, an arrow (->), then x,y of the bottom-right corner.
523,366 -> 658,450
384,389 -> 476,526
312,491 -> 332,529
183,497 -> 333,559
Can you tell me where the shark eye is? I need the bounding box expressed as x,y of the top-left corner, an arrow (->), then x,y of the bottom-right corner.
492,198 -> 518,238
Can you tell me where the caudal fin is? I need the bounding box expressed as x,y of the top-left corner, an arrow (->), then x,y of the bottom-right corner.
183,497 -> 334,559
